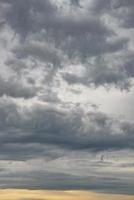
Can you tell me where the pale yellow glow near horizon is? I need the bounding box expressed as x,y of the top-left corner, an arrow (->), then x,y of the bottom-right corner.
0,190 -> 133,200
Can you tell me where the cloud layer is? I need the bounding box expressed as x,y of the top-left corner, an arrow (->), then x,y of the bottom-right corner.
0,0 -> 134,195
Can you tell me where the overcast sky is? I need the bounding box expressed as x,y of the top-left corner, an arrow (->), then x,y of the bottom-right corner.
0,0 -> 134,196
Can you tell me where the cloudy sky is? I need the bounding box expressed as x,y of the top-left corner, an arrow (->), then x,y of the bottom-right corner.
0,0 -> 134,199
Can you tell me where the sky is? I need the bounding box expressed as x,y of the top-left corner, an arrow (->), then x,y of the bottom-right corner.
0,190 -> 134,200
0,0 -> 134,199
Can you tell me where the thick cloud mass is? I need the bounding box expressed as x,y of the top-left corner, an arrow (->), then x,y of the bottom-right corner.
0,0 -> 134,195
0,99 -> 134,153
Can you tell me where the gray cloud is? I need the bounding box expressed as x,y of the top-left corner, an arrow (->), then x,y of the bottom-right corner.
0,75 -> 38,99
0,169 -> 134,195
0,0 -> 134,195
0,98 -> 134,159
4,0 -> 56,38
0,0 -> 133,90
12,41 -> 61,68
63,54 -> 133,89
92,0 -> 134,28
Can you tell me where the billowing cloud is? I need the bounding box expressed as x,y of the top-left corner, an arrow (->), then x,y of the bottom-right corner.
1,0 -> 133,89
0,0 -> 134,196
0,75 -> 38,99
0,98 -> 134,154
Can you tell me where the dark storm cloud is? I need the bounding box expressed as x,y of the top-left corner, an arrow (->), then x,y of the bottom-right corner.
3,0 -> 56,38
0,98 -> 134,162
0,0 -> 134,195
0,0 -> 133,89
0,143 -> 64,161
4,0 -> 110,38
